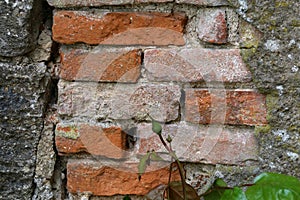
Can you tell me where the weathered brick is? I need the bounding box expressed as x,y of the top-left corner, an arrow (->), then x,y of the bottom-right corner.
135,0 -> 172,2
67,160 -> 181,196
60,47 -> 141,83
175,0 -> 228,6
137,123 -> 258,164
47,0 -> 133,7
144,48 -> 252,82
185,89 -> 267,125
53,11 -> 187,45
55,123 -> 128,159
197,9 -> 227,44
58,80 -> 181,122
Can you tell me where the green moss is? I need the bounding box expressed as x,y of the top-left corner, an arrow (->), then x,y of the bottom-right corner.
275,1 -> 290,7
291,20 -> 300,27
56,125 -> 80,139
241,48 -> 257,62
255,125 -> 272,135
265,94 -> 279,122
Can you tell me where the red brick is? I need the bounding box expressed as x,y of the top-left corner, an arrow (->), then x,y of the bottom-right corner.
137,123 -> 258,165
197,9 -> 227,44
185,89 -> 267,125
53,11 -> 187,45
144,48 -> 252,83
55,123 -> 128,159
57,80 -> 181,122
67,160 -> 181,196
59,47 -> 141,83
47,0 -> 133,7
175,0 -> 228,6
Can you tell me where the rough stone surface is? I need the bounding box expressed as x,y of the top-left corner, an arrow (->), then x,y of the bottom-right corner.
58,80 -> 181,122
55,123 -> 128,159
227,0 -> 300,177
185,89 -> 267,125
175,0 -> 228,6
53,11 -> 187,45
67,160 -> 181,196
137,123 -> 258,165
0,63 -> 50,199
59,47 -> 141,83
0,0 -> 43,56
197,9 -> 228,44
144,48 -> 252,83
32,123 -> 56,200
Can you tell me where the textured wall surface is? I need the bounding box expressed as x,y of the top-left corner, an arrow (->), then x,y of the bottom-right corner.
0,0 -> 299,199
0,0 -> 43,57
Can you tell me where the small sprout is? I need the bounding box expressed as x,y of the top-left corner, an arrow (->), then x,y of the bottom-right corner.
166,135 -> 172,143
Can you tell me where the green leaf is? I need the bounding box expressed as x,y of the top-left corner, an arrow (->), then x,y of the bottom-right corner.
150,151 -> 165,161
165,181 -> 199,200
137,152 -> 151,180
215,179 -> 227,187
150,116 -> 162,135
246,172 -> 300,200
220,187 -> 247,200
203,178 -> 227,200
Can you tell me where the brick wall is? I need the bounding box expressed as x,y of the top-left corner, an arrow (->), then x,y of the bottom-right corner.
49,0 -> 267,198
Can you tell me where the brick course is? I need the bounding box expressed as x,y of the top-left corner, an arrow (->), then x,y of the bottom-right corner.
175,0 -> 228,6
57,80 -> 181,122
53,11 -> 187,45
55,123 -> 128,159
144,48 -> 252,83
137,123 -> 258,165
67,160 -> 181,196
59,47 -> 141,83
197,9 -> 228,44
185,89 -> 267,125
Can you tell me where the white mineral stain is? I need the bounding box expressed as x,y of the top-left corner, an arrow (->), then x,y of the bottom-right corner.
287,151 -> 299,161
272,129 -> 290,142
265,40 -> 280,52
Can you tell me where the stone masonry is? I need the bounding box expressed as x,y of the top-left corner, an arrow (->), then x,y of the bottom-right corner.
0,0 -> 299,199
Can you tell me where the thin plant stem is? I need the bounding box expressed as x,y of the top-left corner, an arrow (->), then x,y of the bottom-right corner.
158,134 -> 187,200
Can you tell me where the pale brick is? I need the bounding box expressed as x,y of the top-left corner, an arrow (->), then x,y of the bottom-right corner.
135,0 -> 173,2
55,123 -> 128,159
197,9 -> 227,44
67,160 -> 181,196
137,123 -> 258,165
185,89 -> 267,125
60,47 -> 141,83
57,80 -> 181,122
144,48 -> 252,82
47,0 -> 133,7
175,0 -> 228,6
53,11 -> 186,45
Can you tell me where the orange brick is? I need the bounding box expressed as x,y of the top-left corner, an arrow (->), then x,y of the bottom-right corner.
53,11 -> 187,45
67,160 -> 181,196
59,48 -> 141,83
185,89 -> 267,125
55,124 -> 128,159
